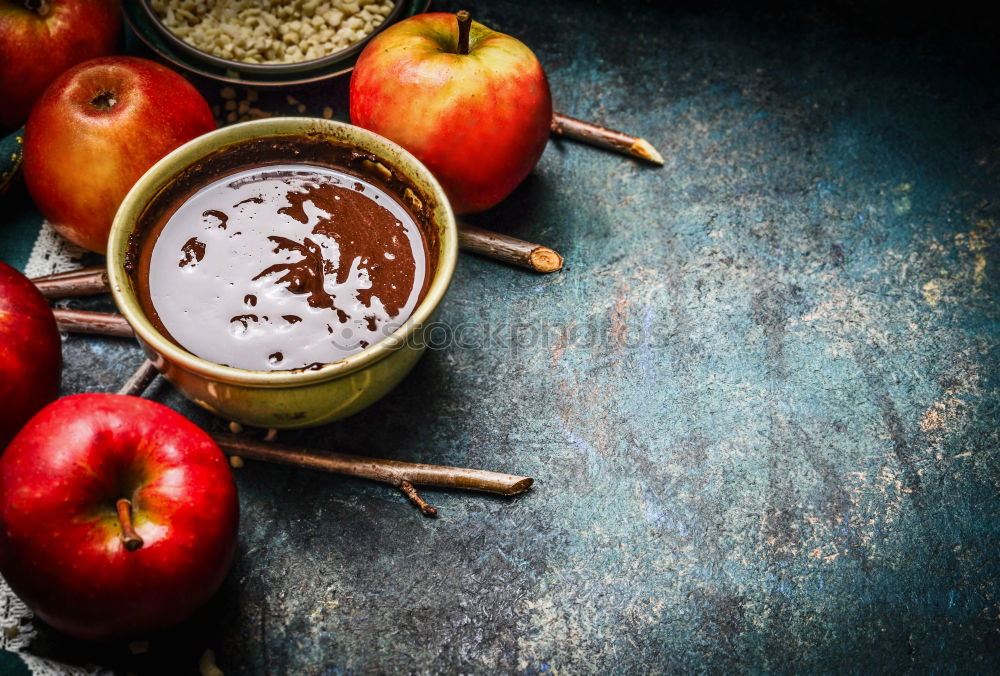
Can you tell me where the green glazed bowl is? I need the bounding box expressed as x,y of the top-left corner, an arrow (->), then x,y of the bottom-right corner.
107,118 -> 457,428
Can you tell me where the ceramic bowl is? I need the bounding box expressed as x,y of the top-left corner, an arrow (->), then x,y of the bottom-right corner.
107,118 -> 456,428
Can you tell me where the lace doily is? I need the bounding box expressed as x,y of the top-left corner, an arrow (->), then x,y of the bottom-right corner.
23,222 -> 87,279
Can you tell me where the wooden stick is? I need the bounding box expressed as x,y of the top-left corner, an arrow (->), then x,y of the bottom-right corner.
118,359 -> 159,396
53,308 -> 134,338
551,112 -> 664,165
400,480 -> 438,517
458,222 -> 563,273
31,265 -> 105,282
212,432 -> 534,496
32,266 -> 108,299
114,360 -> 529,516
33,229 -> 565,280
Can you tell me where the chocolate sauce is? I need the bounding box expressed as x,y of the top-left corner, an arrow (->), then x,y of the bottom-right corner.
138,163 -> 429,371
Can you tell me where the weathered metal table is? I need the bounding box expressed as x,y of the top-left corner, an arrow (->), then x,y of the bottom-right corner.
1,1 -> 997,673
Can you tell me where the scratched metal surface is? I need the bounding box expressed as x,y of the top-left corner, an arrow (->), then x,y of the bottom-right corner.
9,1 -> 1000,673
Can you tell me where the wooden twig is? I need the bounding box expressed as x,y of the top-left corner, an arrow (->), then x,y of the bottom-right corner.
34,227 -> 565,280
212,432 -> 533,498
118,359 -> 159,396
53,308 -> 134,337
458,222 -> 563,273
551,112 -> 664,165
31,265 -> 105,281
109,330 -> 533,518
32,266 -> 108,299
400,480 -> 438,517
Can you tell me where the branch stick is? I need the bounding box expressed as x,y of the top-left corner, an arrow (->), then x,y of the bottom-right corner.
31,265 -> 105,282
551,112 -> 664,165
32,266 -> 109,299
212,433 -> 533,496
400,480 -> 438,516
33,229 -> 565,279
119,359 -> 159,396
114,366 -> 526,516
53,309 -> 134,338
458,222 -> 563,273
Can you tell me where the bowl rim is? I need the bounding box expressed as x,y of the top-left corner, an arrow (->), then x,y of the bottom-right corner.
107,117 -> 457,388
137,0 -> 408,75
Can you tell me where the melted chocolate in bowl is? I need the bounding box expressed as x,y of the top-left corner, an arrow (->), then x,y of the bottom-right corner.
133,146 -> 433,371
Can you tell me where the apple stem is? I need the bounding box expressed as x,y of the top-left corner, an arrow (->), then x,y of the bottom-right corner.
456,10 -> 472,55
116,499 -> 144,552
23,0 -> 49,16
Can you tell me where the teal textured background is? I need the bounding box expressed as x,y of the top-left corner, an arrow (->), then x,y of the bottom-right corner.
2,1 -> 998,673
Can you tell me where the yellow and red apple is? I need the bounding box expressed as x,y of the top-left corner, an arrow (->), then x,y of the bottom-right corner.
23,56 -> 217,253
350,12 -> 552,214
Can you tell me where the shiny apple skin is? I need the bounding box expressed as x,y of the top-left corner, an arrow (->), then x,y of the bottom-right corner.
23,56 -> 217,253
0,0 -> 121,128
0,393 -> 239,640
0,261 -> 61,450
350,12 -> 552,214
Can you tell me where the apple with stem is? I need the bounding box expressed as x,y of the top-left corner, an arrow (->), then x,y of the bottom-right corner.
0,261 -> 61,449
350,11 -> 553,214
0,393 -> 239,640
23,56 -> 217,253
0,0 -> 121,128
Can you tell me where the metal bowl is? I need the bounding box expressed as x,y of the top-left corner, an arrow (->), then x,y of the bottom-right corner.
138,0 -> 407,76
107,118 -> 457,428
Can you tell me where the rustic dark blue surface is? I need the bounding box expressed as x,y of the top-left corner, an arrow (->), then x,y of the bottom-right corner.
4,1 -> 999,673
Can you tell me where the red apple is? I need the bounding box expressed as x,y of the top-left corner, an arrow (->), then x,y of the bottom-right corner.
350,11 -> 552,214
0,0 -> 121,128
0,393 -> 239,640
23,56 -> 216,253
0,261 -> 61,449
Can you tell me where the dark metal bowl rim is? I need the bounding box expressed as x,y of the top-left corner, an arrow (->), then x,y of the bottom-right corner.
137,0 -> 407,75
